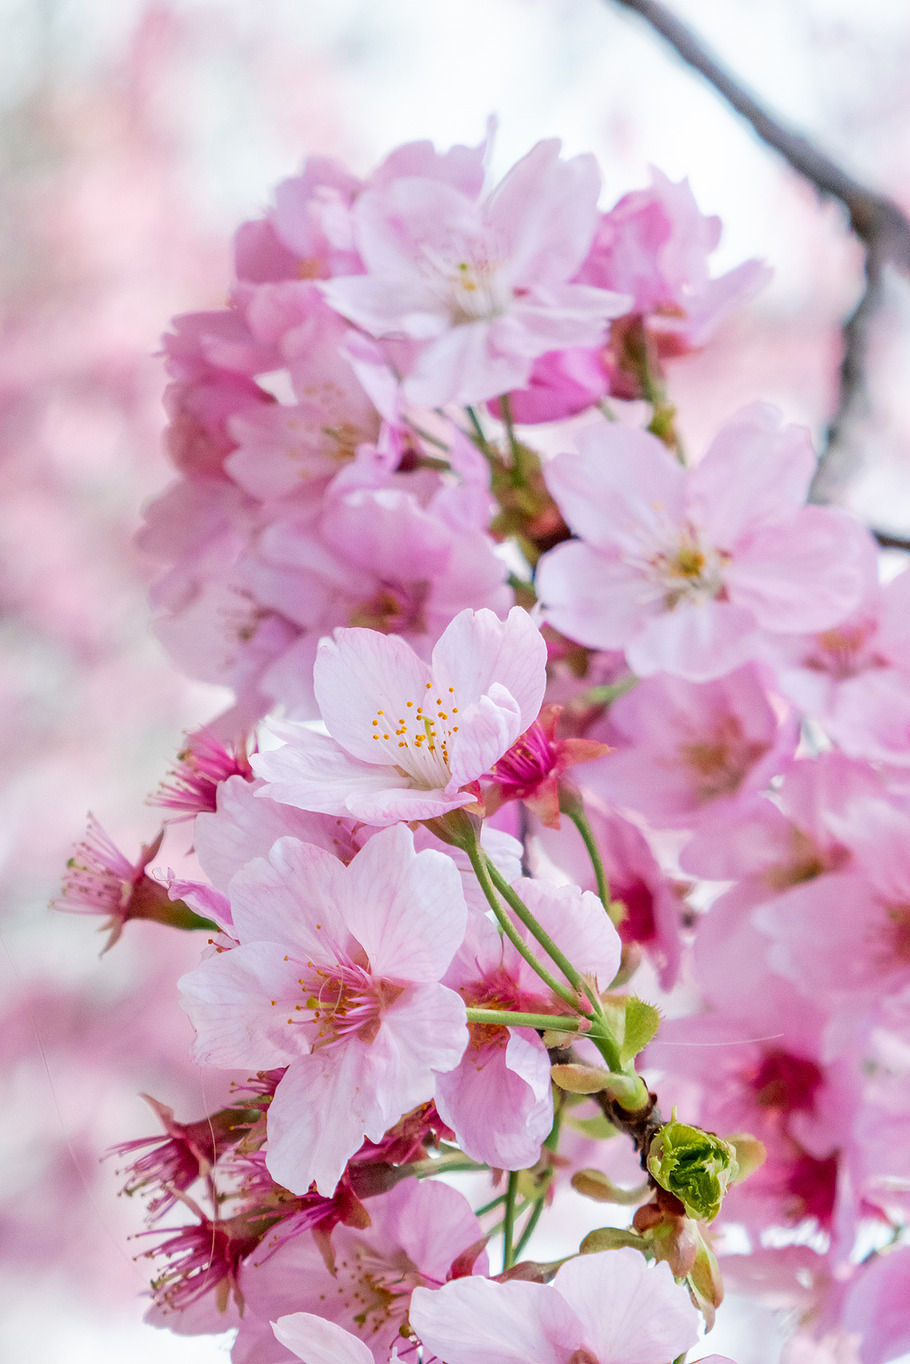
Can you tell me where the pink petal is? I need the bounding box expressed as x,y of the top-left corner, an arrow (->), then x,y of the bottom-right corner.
553,1248 -> 700,1363
405,319 -> 531,407
511,878 -> 622,992
252,729 -> 414,816
388,1177 -> 490,1282
409,1277 -> 582,1364
266,1045 -> 382,1195
435,1027 -> 553,1169
343,826 -> 468,982
178,942 -> 309,1070
272,1314 -> 375,1364
368,983 -> 468,1119
446,688 -> 523,788
486,140 -> 601,286
227,837 -> 349,961
543,425 -> 686,553
194,775 -> 356,890
344,784 -> 475,825
321,271 -> 447,339
688,405 -> 816,545
314,628 -> 433,763
432,606 -> 548,729
726,508 -> 869,632
626,599 -> 757,680
536,541 -> 654,650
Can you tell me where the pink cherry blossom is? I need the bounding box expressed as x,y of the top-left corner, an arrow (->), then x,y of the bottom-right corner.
409,1247 -> 702,1364
755,798 -> 910,1005
580,168 -> 770,355
483,703 -> 610,828
236,1179 -> 488,1363
769,565 -> 910,765
586,665 -> 797,828
253,606 -> 547,825
531,799 -> 683,987
54,817 -> 176,951
536,404 -> 871,680
435,878 -> 621,1168
680,752 -> 880,884
320,140 -> 631,407
178,824 -> 469,1194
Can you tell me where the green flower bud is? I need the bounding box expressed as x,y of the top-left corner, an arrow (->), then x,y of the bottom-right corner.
646,1114 -> 738,1223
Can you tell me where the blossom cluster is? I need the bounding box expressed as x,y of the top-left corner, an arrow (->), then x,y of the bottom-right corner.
59,132 -> 910,1364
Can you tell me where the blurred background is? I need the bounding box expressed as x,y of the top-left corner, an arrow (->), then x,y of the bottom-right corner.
2,0 -> 910,1359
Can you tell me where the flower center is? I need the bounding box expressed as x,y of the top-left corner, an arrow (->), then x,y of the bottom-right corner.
650,530 -> 726,609
677,714 -> 769,802
490,721 -> 555,794
750,1048 -> 823,1115
331,1240 -> 427,1347
275,959 -> 402,1050
805,615 -> 882,680
349,580 -> 430,635
370,680 -> 461,788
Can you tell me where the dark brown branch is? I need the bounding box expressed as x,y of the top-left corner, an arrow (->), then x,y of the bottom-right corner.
609,0 -> 910,499
609,0 -> 910,270
810,243 -> 886,503
873,529 -> 910,553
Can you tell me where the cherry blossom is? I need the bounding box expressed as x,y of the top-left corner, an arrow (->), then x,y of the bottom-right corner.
435,878 -> 621,1167
586,665 -> 797,828
536,404 -> 871,680
237,1179 -> 488,1363
320,140 -> 631,407
178,824 -> 469,1194
409,1247 -> 704,1364
253,606 -> 547,825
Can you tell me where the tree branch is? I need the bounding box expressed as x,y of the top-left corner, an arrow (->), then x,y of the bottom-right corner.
609,0 -> 910,500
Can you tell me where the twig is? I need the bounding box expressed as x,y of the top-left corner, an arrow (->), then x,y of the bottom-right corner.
872,529 -> 910,554
609,0 -> 910,499
609,0 -> 910,268
810,243 -> 886,503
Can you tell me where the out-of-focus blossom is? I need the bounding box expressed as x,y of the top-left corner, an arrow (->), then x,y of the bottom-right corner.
536,404 -> 871,679
321,140 -> 631,407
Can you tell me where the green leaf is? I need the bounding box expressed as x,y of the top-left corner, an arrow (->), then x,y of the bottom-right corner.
566,1114 -> 618,1140
619,997 -> 662,1066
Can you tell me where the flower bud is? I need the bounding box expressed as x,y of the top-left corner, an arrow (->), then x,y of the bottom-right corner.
646,1114 -> 738,1222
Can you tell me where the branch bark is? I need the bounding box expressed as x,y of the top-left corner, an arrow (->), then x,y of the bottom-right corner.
609,0 -> 910,499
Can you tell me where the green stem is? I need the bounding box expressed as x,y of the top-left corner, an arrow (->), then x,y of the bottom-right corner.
465,405 -> 491,453
562,803 -> 621,927
464,841 -> 580,1009
406,420 -> 451,452
484,855 -> 599,1011
502,1170 -> 520,1273
465,1007 -> 582,1033
498,391 -> 520,460
407,1154 -> 487,1179
474,1192 -> 507,1218
512,1196 -> 546,1259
